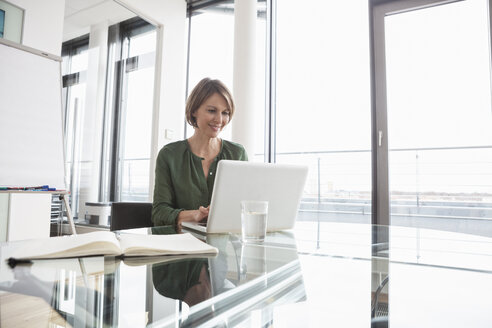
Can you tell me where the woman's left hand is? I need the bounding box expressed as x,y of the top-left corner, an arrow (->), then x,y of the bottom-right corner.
177,206 -> 210,226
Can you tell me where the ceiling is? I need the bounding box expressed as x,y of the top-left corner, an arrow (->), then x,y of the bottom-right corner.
63,0 -> 136,41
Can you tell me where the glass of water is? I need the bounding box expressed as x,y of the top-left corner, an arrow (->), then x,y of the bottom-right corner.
241,200 -> 268,243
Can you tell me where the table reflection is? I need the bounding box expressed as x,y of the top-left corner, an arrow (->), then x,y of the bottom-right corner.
0,257 -> 112,327
152,259 -> 210,307
12,222 -> 490,327
0,227 -> 305,327
371,225 -> 389,328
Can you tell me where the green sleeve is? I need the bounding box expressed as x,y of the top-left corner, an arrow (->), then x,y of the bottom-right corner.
240,146 -> 248,161
151,149 -> 183,226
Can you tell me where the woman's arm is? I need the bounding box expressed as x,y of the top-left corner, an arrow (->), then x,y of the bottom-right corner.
151,150 -> 183,226
240,145 -> 248,161
152,148 -> 210,227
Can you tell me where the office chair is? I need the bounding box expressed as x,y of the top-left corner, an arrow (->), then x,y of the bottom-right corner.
110,202 -> 153,231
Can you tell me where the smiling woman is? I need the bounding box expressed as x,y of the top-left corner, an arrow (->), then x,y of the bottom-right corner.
186,78 -> 235,140
151,78 -> 248,227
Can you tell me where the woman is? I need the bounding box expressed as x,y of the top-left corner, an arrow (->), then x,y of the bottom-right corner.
152,78 -> 248,227
152,258 -> 211,307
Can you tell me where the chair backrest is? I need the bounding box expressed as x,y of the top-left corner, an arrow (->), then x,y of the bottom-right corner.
110,202 -> 153,231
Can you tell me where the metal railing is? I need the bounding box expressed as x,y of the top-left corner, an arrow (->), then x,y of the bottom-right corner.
275,145 -> 492,223
116,146 -> 492,226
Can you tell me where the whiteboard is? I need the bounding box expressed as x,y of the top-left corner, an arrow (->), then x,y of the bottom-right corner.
0,39 -> 66,190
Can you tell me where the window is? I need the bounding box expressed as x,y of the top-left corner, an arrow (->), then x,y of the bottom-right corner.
275,0 -> 372,230
118,26 -> 157,201
186,1 -> 266,161
61,36 -> 89,218
373,0 -> 492,233
100,18 -> 157,202
63,16 -> 156,220
187,3 -> 235,140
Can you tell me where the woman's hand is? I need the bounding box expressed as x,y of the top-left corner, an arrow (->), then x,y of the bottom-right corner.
177,206 -> 209,226
196,206 -> 209,222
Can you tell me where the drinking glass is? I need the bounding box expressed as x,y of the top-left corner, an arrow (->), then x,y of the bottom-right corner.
241,200 -> 268,243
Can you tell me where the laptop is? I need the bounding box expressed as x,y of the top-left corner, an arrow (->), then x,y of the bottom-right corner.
182,160 -> 308,234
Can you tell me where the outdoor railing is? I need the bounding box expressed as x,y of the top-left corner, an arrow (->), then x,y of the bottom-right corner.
117,146 -> 492,223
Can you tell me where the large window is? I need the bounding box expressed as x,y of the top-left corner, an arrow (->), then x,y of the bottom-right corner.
61,36 -> 89,218
275,1 -> 372,229
116,23 -> 156,202
187,3 -> 235,140
186,0 -> 492,237
63,17 -> 156,220
62,0 -> 492,234
101,18 -> 156,202
373,0 -> 492,234
186,1 -> 266,161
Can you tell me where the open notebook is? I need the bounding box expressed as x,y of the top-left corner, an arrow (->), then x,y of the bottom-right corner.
7,231 -> 218,264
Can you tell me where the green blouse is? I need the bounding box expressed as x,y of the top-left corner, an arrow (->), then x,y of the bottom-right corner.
151,139 -> 248,226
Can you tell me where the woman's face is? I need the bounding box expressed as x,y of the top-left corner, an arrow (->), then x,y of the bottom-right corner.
193,92 -> 231,138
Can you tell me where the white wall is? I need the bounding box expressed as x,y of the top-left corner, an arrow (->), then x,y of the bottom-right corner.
7,0 -> 65,55
117,0 -> 188,198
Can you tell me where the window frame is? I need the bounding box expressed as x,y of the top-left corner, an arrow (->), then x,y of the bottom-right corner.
102,17 -> 157,202
369,0 -> 492,225
61,35 -> 90,218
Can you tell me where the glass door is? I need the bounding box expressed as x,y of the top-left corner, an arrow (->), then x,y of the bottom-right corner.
101,19 -> 157,203
115,29 -> 156,202
372,0 -> 492,232
117,50 -> 156,201
61,40 -> 88,218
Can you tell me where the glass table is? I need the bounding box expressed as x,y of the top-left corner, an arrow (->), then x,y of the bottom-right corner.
1,222 -> 492,327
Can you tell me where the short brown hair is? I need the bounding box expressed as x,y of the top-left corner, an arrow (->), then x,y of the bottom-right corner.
185,78 -> 235,128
